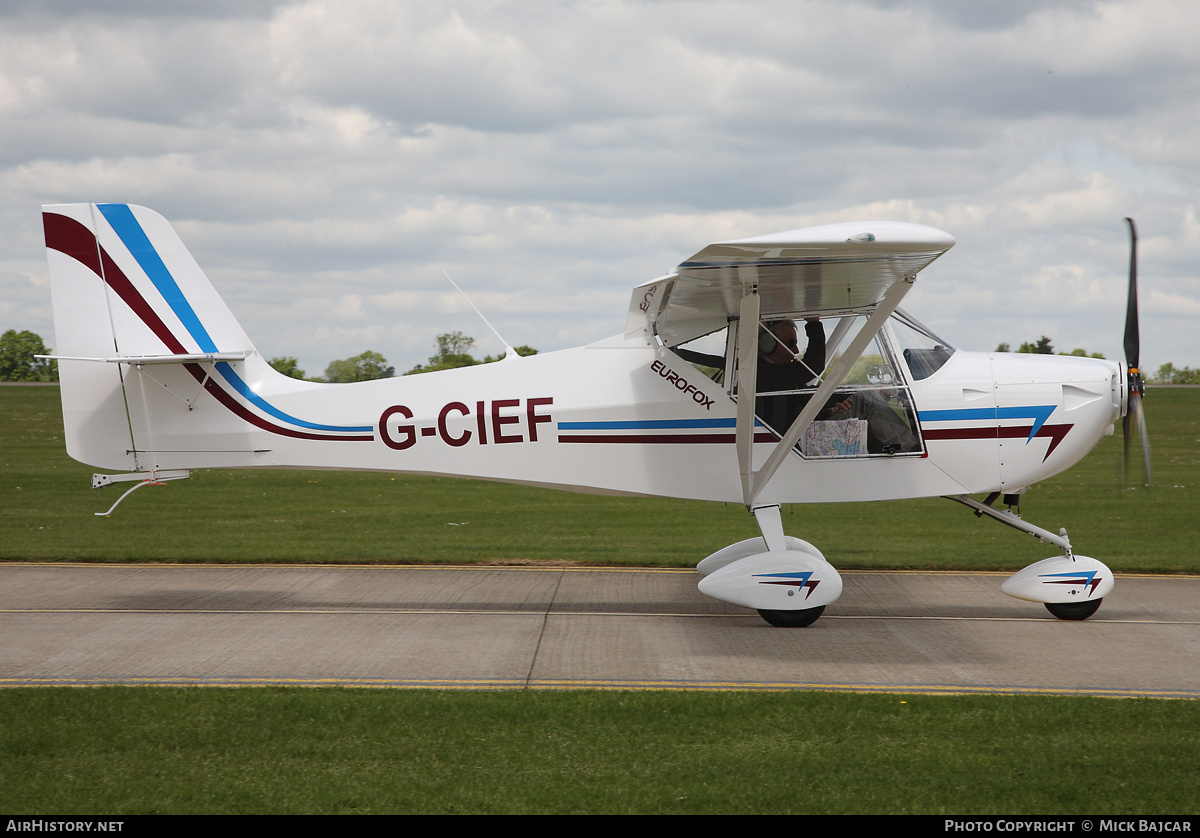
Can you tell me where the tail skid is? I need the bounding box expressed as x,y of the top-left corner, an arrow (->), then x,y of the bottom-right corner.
91,469 -> 192,516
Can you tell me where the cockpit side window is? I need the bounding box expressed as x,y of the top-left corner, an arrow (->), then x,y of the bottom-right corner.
810,316 -> 922,456
720,314 -> 925,458
671,325 -> 730,384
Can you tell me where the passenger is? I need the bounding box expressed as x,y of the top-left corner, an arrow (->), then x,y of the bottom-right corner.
823,389 -> 921,454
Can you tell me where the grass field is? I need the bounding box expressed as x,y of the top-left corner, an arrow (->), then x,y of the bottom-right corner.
1,384 -> 1196,815
3,689 -> 1198,815
2,384 -> 1197,571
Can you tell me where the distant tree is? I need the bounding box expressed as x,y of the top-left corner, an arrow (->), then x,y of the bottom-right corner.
269,356 -> 307,380
1018,336 -> 1055,355
1001,339 -> 1103,359
435,331 -> 476,357
0,330 -> 57,382
483,345 -> 538,363
407,332 -> 539,375
406,331 -> 480,375
1153,362 -> 1200,384
325,351 -> 394,383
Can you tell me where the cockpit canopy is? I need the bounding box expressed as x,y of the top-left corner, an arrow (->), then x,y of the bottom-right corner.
669,309 -> 955,458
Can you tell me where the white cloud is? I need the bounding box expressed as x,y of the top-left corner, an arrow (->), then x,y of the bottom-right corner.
1,0 -> 1197,378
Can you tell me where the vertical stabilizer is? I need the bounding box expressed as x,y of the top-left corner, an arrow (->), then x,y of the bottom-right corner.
43,203 -> 267,471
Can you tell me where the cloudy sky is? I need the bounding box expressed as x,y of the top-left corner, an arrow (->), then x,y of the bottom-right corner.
2,0 -> 1197,377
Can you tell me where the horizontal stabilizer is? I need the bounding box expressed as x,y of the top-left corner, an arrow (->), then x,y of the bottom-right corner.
38,352 -> 250,365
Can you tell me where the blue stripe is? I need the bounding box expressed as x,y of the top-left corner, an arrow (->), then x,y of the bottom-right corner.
100,204 -> 371,435
918,405 -> 1056,442
1039,571 -> 1098,585
215,363 -> 373,433
99,203 -> 218,352
558,418 -> 745,430
918,407 -> 994,422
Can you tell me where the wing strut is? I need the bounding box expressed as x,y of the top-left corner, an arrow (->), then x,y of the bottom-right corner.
735,289 -> 762,502
734,277 -> 917,508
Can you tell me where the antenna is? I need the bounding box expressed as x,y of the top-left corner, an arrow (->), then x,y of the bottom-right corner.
440,269 -> 520,361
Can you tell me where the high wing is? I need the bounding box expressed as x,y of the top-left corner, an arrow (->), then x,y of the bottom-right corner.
627,221 -> 956,507
627,220 -> 955,347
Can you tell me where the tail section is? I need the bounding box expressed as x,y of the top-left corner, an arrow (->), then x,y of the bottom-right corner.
43,203 -> 372,473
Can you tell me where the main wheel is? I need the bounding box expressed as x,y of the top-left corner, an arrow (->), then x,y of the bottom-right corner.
757,606 -> 825,627
1044,599 -> 1102,621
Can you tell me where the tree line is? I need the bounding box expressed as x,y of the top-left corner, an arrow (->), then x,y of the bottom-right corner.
994,335 -> 1105,358
4,328 -> 1196,384
269,331 -> 536,382
994,335 -> 1200,383
0,329 -> 535,384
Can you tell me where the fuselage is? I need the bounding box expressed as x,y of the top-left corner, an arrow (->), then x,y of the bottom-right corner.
104,325 -> 1124,506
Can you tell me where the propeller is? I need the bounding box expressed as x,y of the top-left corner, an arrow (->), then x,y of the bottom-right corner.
1123,217 -> 1151,487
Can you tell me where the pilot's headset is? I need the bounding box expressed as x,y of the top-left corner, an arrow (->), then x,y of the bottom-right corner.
758,321 -> 784,355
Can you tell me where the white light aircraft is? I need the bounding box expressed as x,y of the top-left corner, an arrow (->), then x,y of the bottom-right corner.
41,203 -> 1149,626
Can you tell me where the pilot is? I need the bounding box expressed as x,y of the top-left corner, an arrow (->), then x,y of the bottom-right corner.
756,318 -> 824,391
755,318 -> 826,432
670,317 -> 828,433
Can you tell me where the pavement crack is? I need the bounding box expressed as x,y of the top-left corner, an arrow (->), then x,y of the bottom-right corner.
524,568 -> 566,689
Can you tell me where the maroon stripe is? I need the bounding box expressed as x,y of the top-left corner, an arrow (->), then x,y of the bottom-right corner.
922,423 -> 1073,461
46,213 -> 188,354
1032,424 -> 1072,459
44,212 -> 102,273
186,363 -> 373,442
921,427 -> 997,441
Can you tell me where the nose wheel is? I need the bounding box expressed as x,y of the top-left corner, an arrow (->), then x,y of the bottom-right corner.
757,606 -> 826,627
1044,599 -> 1102,621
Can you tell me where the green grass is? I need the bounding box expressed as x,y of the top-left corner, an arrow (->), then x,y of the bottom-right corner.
2,384 -> 1196,571
3,385 -> 1197,816
2,688 -> 1197,815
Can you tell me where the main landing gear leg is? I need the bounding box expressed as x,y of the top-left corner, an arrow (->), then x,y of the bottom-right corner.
751,505 -> 827,626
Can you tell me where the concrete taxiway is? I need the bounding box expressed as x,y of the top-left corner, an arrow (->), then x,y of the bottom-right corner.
2,563 -> 1197,696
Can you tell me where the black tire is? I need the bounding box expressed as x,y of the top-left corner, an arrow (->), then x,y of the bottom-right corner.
1044,599 -> 1102,621
757,606 -> 825,627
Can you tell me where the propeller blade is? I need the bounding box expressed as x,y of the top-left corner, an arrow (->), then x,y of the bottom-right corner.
1124,218 -> 1140,371
1134,392 -> 1151,486
1123,390 -> 1151,487
1122,218 -> 1150,487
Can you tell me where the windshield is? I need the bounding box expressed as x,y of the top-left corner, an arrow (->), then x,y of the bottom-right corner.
889,309 -> 955,380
